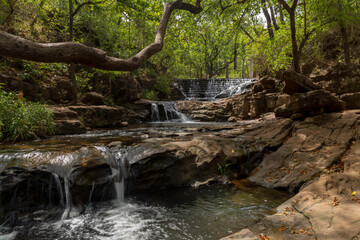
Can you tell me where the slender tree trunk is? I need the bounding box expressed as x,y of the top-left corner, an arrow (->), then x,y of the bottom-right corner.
261,0 -> 274,39
289,12 -> 300,72
340,23 -> 350,64
270,5 -> 279,30
68,0 -> 77,102
278,0 -> 284,23
234,36 -> 238,71
225,62 -> 229,78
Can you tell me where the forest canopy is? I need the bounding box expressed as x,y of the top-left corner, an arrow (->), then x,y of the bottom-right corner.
0,0 -> 359,79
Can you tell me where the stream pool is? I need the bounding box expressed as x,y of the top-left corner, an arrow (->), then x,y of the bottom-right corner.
0,123 -> 291,240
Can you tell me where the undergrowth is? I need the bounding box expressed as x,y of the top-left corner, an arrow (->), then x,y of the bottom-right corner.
0,84 -> 55,141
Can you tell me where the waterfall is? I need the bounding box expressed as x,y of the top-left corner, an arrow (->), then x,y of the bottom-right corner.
52,173 -> 65,206
150,102 -> 190,122
61,177 -> 72,220
151,103 -> 160,122
175,78 -> 256,101
96,146 -> 128,204
88,181 -> 95,204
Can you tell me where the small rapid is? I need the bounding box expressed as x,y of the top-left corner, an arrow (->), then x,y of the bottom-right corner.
150,102 -> 191,123
175,78 -> 256,101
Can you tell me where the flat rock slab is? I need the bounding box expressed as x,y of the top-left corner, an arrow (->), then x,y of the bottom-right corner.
249,111 -> 360,192
227,110 -> 360,240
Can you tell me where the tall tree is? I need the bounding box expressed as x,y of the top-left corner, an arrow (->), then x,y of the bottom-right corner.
278,0 -> 300,72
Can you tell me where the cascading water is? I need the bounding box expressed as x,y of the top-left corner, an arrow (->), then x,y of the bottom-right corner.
52,173 -> 65,206
175,78 -> 256,101
151,102 -> 190,122
96,146 -> 128,203
61,177 -> 72,220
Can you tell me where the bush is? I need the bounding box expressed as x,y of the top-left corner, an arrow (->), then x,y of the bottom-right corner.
0,86 -> 55,141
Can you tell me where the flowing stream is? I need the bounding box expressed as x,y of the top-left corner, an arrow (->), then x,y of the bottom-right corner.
0,123 -> 291,240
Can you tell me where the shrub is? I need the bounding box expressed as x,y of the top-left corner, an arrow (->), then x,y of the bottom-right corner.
0,86 -> 55,141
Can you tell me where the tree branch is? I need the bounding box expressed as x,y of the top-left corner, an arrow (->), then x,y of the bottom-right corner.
72,0 -> 105,17
278,0 -> 291,13
0,0 -> 202,71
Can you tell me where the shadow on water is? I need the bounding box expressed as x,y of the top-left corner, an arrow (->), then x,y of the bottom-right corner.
6,181 -> 291,240
0,123 -> 292,240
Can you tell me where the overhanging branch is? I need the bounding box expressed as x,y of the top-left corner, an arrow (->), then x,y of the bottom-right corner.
0,0 -> 202,71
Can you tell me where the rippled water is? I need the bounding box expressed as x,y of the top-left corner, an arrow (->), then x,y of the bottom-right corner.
0,123 -> 290,240
4,181 -> 290,240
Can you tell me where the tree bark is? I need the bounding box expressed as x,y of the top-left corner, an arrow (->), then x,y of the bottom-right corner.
278,0 -> 284,23
269,5 -> 279,30
340,23 -> 350,64
261,0 -> 274,39
0,0 -> 202,72
278,0 -> 300,72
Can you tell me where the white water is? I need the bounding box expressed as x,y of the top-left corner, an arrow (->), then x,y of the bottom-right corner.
151,102 -> 191,123
52,173 -> 65,206
96,146 -> 128,203
61,177 -> 72,220
176,78 -> 256,101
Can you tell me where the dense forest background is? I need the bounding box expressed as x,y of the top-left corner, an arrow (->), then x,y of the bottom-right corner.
0,0 -> 359,100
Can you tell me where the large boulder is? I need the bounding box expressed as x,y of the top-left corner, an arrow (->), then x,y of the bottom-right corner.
177,99 -> 232,121
275,90 -> 344,118
282,69 -> 322,95
340,92 -> 360,109
68,105 -> 138,128
310,63 -> 360,94
82,92 -> 105,105
51,106 -> 87,135
259,76 -> 277,90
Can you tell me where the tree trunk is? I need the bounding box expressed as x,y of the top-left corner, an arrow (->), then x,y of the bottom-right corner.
225,62 -> 229,78
279,0 -> 300,72
234,37 -> 238,71
269,5 -> 279,30
261,0 -> 274,39
68,0 -> 77,102
340,23 -> 350,64
289,12 -> 300,72
278,0 -> 284,23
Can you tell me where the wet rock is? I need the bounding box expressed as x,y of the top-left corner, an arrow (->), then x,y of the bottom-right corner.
54,119 -> 87,135
220,228 -> 257,240
82,92 -> 105,105
51,106 -> 87,135
177,99 -> 232,121
191,175 -> 231,189
127,136 -> 268,193
275,90 -> 344,118
68,105 -> 138,128
282,69 -> 322,95
340,92 -> 360,109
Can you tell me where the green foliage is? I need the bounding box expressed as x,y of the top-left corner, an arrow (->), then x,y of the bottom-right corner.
154,75 -> 172,96
142,89 -> 158,101
0,86 -> 55,141
76,69 -> 94,94
217,157 -> 233,176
